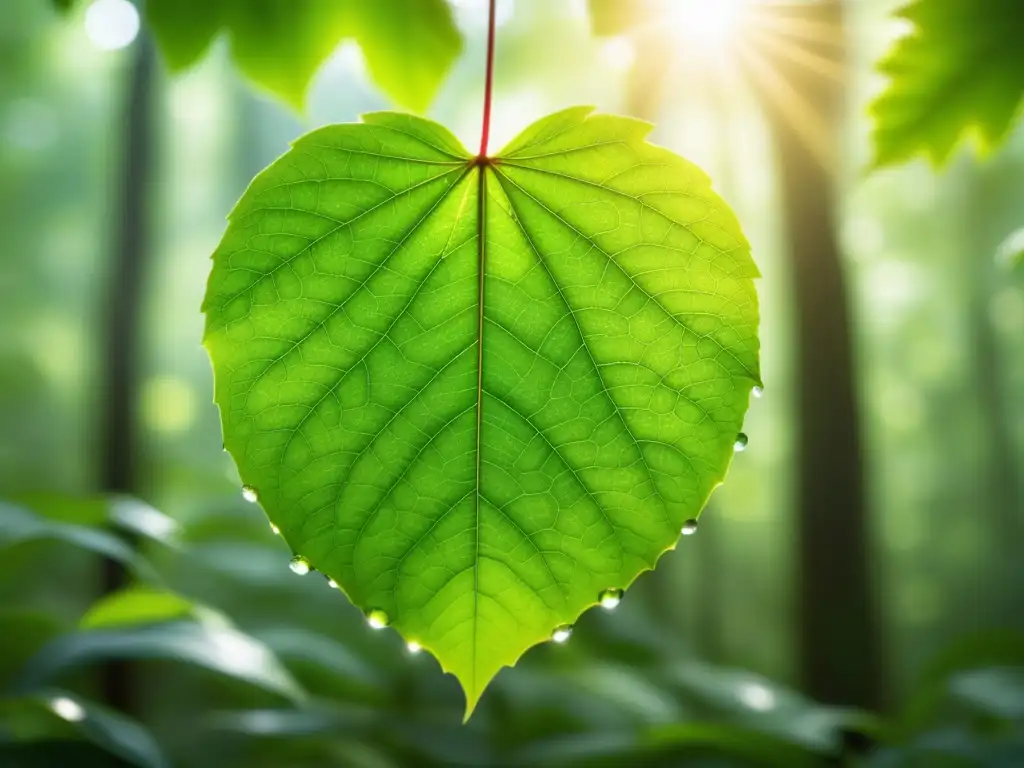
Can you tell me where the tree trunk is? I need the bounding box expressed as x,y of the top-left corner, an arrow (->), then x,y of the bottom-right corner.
754,1 -> 883,709
97,34 -> 156,712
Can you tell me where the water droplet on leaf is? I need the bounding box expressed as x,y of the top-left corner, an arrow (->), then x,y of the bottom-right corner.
288,556 -> 310,575
326,578 -> 339,589
752,386 -> 764,399
366,609 -> 389,630
552,624 -> 573,643
269,522 -> 280,535
406,640 -> 422,654
734,433 -> 749,452
241,485 -> 258,503
598,588 -> 623,610
681,519 -> 699,536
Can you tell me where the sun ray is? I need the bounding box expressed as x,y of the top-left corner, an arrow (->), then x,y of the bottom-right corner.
737,43 -> 835,172
747,25 -> 845,82
746,6 -> 845,50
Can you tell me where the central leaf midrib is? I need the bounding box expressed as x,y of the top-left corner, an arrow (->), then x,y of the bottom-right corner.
472,161 -> 488,696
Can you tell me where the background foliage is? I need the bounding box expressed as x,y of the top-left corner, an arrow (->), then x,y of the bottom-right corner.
1,0 -> 1023,765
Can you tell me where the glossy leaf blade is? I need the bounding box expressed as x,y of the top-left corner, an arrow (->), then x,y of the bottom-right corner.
203,107 -> 760,715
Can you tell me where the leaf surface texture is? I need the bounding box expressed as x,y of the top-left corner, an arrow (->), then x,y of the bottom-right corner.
204,107 -> 760,714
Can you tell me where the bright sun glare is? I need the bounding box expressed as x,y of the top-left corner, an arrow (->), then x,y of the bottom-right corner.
668,0 -> 748,53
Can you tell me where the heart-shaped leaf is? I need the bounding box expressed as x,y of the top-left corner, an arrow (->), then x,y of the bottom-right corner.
203,106 -> 760,716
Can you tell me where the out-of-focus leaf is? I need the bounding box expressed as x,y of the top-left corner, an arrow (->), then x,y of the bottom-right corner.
186,542 -> 293,587
668,662 -> 880,753
108,498 -> 181,547
561,663 -> 681,724
199,703 -> 375,738
995,228 -> 1024,271
10,691 -> 171,768
143,0 -> 461,111
78,586 -> 194,631
8,494 -> 107,526
647,723 -> 827,767
254,627 -> 383,690
204,106 -> 759,718
0,611 -> 63,689
0,502 -> 155,580
902,630 -> 1024,735
869,728 -> 1024,767
11,622 -> 306,703
587,0 -> 657,36
869,0 -> 1024,168
516,722 -> 826,767
948,667 -> 1024,720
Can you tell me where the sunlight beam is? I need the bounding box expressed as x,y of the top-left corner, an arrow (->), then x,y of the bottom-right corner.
667,0 -> 749,56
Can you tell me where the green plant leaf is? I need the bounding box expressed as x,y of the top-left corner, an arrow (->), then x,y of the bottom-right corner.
995,228 -> 1024,271
144,0 -> 460,111
78,586 -> 194,630
12,622 -> 306,703
0,501 -> 157,581
869,0 -> 1024,169
515,723 -> 826,767
203,106 -> 760,717
49,0 -> 460,110
3,691 -> 172,768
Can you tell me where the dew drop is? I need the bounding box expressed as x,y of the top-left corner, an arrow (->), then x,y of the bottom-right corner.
406,640 -> 422,654
241,485 -> 259,503
734,433 -> 749,452
288,556 -> 310,575
752,386 -> 764,399
551,624 -> 573,643
681,519 -> 699,536
269,522 -> 280,535
598,588 -> 623,610
326,578 -> 339,589
366,609 -> 389,630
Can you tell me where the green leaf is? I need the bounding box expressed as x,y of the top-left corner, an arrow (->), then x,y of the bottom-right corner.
7,691 -> 172,768
995,228 -> 1024,271
515,723 -> 826,767
901,630 -> 1024,736
143,0 -> 461,111
0,501 -> 157,581
869,0 -> 1024,168
78,586 -> 194,630
203,106 -> 760,717
7,493 -> 107,526
12,622 -> 306,703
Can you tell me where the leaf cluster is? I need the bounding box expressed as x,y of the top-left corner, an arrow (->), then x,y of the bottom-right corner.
55,0 -> 462,111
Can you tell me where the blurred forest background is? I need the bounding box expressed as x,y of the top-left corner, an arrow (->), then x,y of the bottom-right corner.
1,0 -> 1022,765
